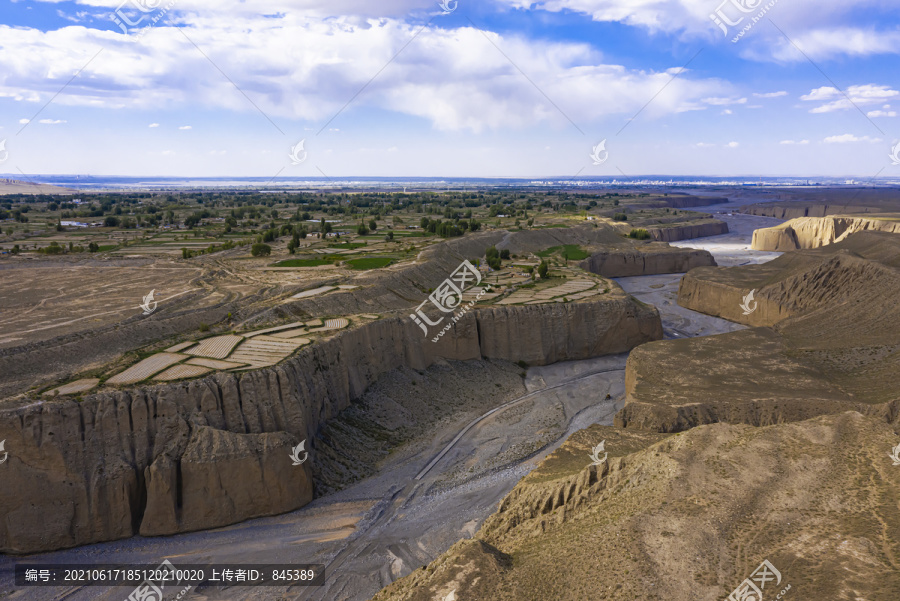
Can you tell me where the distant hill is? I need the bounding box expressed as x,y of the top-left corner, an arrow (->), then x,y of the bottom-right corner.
0,178 -> 74,195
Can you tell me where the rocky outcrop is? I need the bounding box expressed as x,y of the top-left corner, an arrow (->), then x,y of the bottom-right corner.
740,202 -> 886,219
646,219 -> 728,242
373,414 -> 900,601
579,244 -> 716,277
617,232 -> 900,433
0,297 -> 662,554
751,215 -> 900,251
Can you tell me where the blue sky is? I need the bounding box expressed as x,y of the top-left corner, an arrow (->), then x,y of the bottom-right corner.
1,0 -> 899,177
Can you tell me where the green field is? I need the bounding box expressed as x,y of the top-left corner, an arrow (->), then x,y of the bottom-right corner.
273,258 -> 334,267
345,257 -> 394,270
329,242 -> 367,249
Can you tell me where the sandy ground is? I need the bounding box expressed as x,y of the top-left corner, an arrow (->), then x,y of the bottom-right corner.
0,199 -> 786,601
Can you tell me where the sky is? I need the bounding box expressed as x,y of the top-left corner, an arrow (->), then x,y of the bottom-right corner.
1,0 -> 900,178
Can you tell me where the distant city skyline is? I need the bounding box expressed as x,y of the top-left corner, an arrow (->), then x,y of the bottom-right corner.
1,0 -> 899,178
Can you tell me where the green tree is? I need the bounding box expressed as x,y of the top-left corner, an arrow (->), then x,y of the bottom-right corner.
538,261 -> 549,279
251,243 -> 272,257
369,219 -> 378,231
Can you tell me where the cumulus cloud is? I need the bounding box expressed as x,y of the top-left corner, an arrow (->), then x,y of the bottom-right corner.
149,123 -> 160,127
0,16 -> 733,132
703,96 -> 747,106
867,110 -> 897,117
178,125 -> 192,130
823,134 -> 882,143
780,139 -> 810,145
767,27 -> 900,62
800,84 -> 899,113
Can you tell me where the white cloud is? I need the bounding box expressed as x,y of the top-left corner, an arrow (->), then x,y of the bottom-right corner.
867,110 -> 897,117
179,125 -> 192,130
768,27 -> 900,62
703,96 -> 747,106
720,109 -> 733,115
0,16 -> 733,132
38,119 -> 66,124
149,123 -> 160,127
753,91 -> 788,98
695,142 -> 715,148
726,141 -> 739,148
18,118 -> 29,124
823,134 -> 882,144
800,84 -> 899,113
780,140 -> 810,145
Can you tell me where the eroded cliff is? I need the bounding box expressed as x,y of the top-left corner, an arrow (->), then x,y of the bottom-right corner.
372,414 -> 900,601
0,296 -> 662,554
751,214 -> 900,251
579,243 -> 716,277
618,231 -> 900,433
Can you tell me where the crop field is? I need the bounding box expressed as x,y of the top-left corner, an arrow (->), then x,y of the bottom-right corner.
154,364 -> 212,381
184,335 -> 244,359
106,353 -> 187,385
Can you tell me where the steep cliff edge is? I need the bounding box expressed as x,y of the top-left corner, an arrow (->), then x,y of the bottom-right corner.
616,231 -> 900,433
579,243 -> 716,277
372,414 -> 900,601
0,296 -> 662,554
646,218 -> 728,242
751,214 -> 900,251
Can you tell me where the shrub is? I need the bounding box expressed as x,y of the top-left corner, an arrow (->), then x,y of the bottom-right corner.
251,243 -> 272,257
500,249 -> 510,260
537,261 -> 549,279
613,213 -> 628,222
628,228 -> 651,240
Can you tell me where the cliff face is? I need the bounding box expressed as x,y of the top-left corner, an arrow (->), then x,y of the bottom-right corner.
580,245 -> 716,278
647,219 -> 728,242
740,203 -> 879,219
0,298 -> 662,554
751,215 -> 900,251
619,232 -> 900,433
